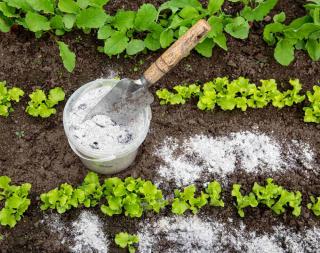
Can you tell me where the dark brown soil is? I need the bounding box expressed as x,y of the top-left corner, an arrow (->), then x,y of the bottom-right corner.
0,0 -> 319,252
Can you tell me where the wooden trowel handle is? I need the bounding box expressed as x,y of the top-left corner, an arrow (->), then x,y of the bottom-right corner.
143,19 -> 211,85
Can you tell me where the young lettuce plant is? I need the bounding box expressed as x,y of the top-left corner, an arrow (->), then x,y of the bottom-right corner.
0,81 -> 24,117
253,178 -> 302,217
171,185 -> 208,215
304,85 -> 320,123
205,181 -> 224,207
115,232 -> 139,253
40,172 -> 102,213
231,184 -> 258,217
0,176 -> 31,228
101,177 -> 167,218
307,195 -> 320,216
26,87 -> 65,118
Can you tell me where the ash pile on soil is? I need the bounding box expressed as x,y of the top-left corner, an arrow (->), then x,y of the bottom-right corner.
138,216 -> 320,253
66,79 -> 144,155
155,131 -> 315,187
43,211 -> 109,253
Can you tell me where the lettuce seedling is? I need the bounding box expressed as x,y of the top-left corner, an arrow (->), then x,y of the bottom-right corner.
205,181 -> 224,207
101,177 -> 167,218
0,81 -> 24,117
115,232 -> 139,253
0,176 -> 31,228
26,87 -> 65,118
40,172 -> 102,213
253,178 -> 302,217
172,185 -> 208,215
231,184 -> 258,217
304,85 -> 320,123
307,195 -> 320,216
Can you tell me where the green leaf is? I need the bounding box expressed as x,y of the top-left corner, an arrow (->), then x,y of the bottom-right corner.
8,87 -> 24,102
126,39 -> 145,55
144,33 -> 161,51
160,29 -> 174,48
63,14 -> 76,29
135,4 -> 157,31
47,87 -> 65,107
273,12 -> 286,23
179,6 -> 199,19
195,38 -> 214,57
57,41 -> 76,72
113,10 -> 135,31
76,7 -> 108,29
58,0 -> 80,14
306,39 -> 320,61
224,17 -> 249,39
241,0 -> 278,22
0,15 -> 12,32
97,25 -> 113,39
208,0 -> 224,14
104,31 -> 129,56
25,12 -> 51,32
26,0 -> 54,13
274,38 -> 296,66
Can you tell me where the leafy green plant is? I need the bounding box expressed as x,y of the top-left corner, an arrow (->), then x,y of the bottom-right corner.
101,177 -> 167,218
307,195 -> 320,216
172,185 -> 208,215
253,178 -> 302,217
0,81 -> 24,117
231,184 -> 258,217
115,232 -> 139,253
157,77 -> 306,112
0,0 -> 279,69
40,172 -> 102,214
304,85 -> 320,123
263,1 -> 320,66
0,176 -> 31,228
205,181 -> 224,207
26,87 -> 65,118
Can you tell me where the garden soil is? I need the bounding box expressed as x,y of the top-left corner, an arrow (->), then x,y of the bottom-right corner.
0,0 -> 320,252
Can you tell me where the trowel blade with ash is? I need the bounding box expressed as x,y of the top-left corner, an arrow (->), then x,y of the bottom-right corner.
84,19 -> 212,125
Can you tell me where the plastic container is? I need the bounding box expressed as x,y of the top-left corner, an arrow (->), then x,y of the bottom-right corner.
63,79 -> 152,174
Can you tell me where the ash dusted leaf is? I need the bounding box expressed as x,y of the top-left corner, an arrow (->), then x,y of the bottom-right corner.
57,41 -> 76,72
25,12 -> 51,32
76,7 -> 108,29
126,39 -> 145,55
104,31 -> 129,56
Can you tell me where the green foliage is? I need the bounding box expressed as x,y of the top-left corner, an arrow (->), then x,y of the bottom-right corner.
101,177 -> 167,218
40,172 -> 102,213
307,195 -> 320,216
205,181 -> 224,207
115,232 -> 139,253
253,178 -> 302,217
0,176 -> 31,228
57,41 -> 76,72
172,185 -> 208,215
157,77 -> 306,112
231,184 -> 258,217
0,81 -> 24,117
263,1 -> 320,65
304,85 -> 320,123
0,0 -> 279,64
26,87 -> 65,118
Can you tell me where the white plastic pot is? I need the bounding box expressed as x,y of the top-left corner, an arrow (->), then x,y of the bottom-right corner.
63,79 -> 152,174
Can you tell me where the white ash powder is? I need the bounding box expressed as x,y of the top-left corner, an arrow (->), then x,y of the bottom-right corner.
71,211 -> 109,253
67,79 -> 144,155
43,211 -> 109,253
138,216 -> 320,253
155,131 -> 315,187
